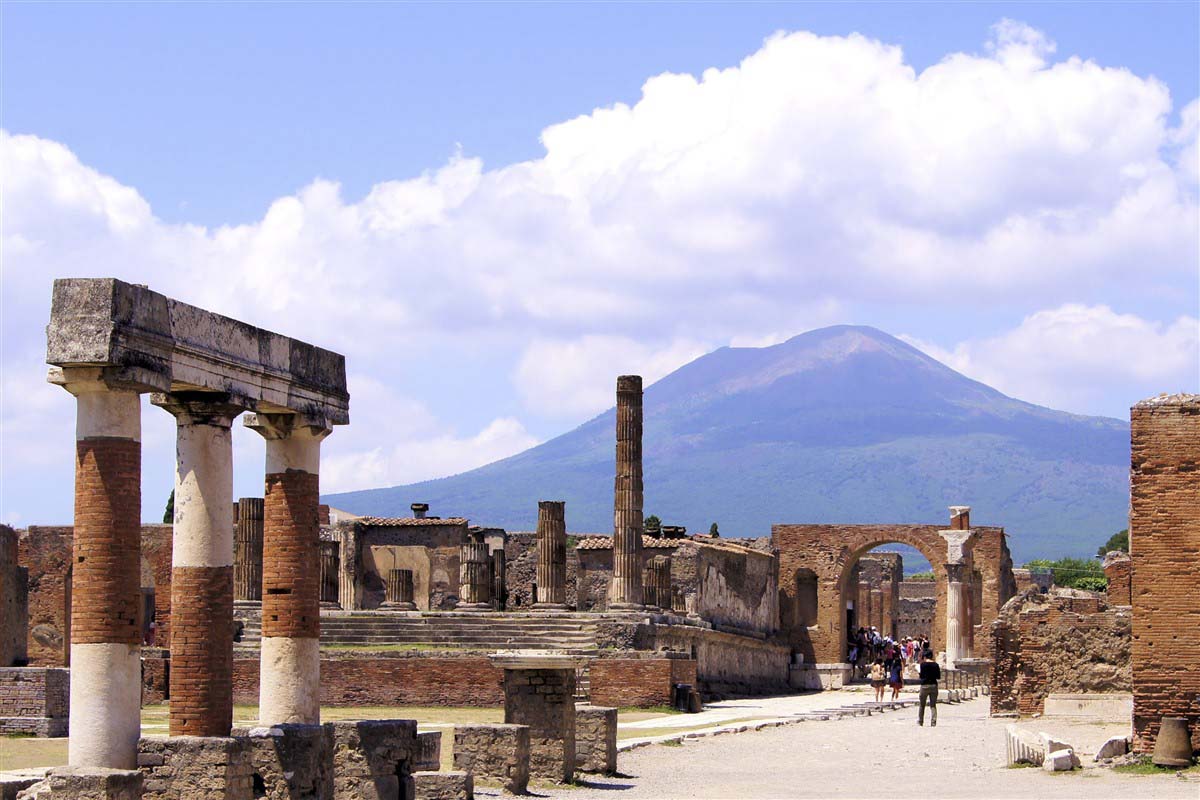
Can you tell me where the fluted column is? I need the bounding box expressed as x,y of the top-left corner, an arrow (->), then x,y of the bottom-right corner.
152,394 -> 243,738
56,369 -> 142,769
941,507 -> 977,667
945,563 -> 967,665
319,540 -> 340,607
643,555 -> 671,611
384,568 -> 417,610
245,412 -> 330,725
609,375 -> 645,610
534,501 -> 568,610
234,497 -> 264,603
458,534 -> 492,610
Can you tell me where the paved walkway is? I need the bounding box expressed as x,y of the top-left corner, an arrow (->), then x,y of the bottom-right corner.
521,693 -> 1197,800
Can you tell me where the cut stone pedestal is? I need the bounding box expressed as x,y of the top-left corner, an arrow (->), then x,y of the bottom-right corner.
415,731 -> 442,772
491,652 -> 587,783
574,705 -> 617,774
329,719 -> 418,800
236,724 -> 333,799
453,724 -> 529,794
138,736 -> 252,799
0,668 -> 68,737
410,771 -> 472,800
14,766 -> 142,800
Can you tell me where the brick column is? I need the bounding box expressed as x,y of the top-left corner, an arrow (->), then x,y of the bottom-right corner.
152,394 -> 242,738
245,413 -> 329,725
234,497 -> 264,603
383,569 -> 417,610
534,501 -> 568,610
458,533 -> 492,610
57,369 -> 142,769
609,375 -> 644,610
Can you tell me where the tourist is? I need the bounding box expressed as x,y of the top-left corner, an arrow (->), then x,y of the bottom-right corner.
870,658 -> 886,701
917,650 -> 940,726
887,652 -> 904,700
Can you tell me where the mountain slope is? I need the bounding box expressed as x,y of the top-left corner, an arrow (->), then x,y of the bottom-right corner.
326,326 -> 1129,562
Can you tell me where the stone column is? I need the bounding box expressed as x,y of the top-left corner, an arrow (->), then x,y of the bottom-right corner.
881,578 -> 895,639
534,501 -> 568,610
941,509 -> 976,667
458,533 -> 491,610
869,587 -> 883,632
245,413 -> 330,725
609,375 -> 644,610
319,540 -> 340,607
384,569 -> 417,610
152,394 -> 243,738
492,550 -> 507,611
644,555 -> 671,611
234,497 -> 264,603
56,369 -> 142,769
944,562 -> 967,665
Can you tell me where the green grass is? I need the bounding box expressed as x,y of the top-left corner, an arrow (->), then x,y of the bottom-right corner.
1112,757 -> 1200,775
659,739 -> 683,747
620,705 -> 682,715
1005,762 -> 1039,769
321,643 -> 474,653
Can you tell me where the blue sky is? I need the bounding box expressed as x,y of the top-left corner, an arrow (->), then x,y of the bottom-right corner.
2,2 -> 1198,526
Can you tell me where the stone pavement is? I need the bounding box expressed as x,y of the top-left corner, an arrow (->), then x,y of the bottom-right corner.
519,691 -> 1197,800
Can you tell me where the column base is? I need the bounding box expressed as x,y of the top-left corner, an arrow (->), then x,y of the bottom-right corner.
607,602 -> 647,612
380,602 -> 418,611
455,603 -> 491,611
532,603 -> 569,612
319,601 -> 342,610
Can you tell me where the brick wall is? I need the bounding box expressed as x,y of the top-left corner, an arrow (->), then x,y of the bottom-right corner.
589,658 -> 683,708
1102,552 -> 1132,607
0,667 -> 69,736
988,589 -> 1130,716
1130,395 -> 1200,754
1,525 -> 28,666
233,654 -> 505,706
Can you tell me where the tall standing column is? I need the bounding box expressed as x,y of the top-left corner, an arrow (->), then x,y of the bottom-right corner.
245,413 -> 330,725
153,395 -> 242,737
57,370 -> 142,769
941,507 -> 976,667
944,563 -> 967,665
534,501 -> 568,610
643,555 -> 671,610
609,375 -> 645,610
234,497 -> 264,603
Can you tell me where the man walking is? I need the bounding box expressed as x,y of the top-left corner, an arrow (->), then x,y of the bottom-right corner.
918,650 -> 940,726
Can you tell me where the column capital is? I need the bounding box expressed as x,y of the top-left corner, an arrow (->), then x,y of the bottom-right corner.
151,391 -> 246,427
48,364 -> 168,395
944,562 -> 968,583
939,529 -> 976,565
243,411 -> 332,441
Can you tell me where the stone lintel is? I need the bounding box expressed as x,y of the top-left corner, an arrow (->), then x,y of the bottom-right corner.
46,278 -> 348,424
489,651 -> 589,670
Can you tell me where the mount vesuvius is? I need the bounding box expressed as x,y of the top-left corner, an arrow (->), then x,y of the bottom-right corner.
324,326 -> 1129,563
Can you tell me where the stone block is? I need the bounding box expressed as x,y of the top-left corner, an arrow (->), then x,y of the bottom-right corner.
1043,749 -> 1079,772
137,735 -> 253,800
15,766 -> 142,800
574,705 -> 617,775
1094,736 -> 1129,761
410,771 -> 472,800
0,668 -> 69,737
1,771 -> 47,800
1043,693 -> 1133,722
328,719 -> 418,800
453,724 -> 529,794
415,731 -> 442,772
1003,725 -> 1044,767
237,724 -> 334,800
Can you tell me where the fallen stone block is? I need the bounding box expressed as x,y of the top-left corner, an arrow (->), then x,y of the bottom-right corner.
1,770 -> 48,800
415,731 -> 442,772
15,766 -> 142,800
1043,749 -> 1079,772
1004,724 -> 1045,766
1094,736 -> 1129,761
410,770 -> 473,800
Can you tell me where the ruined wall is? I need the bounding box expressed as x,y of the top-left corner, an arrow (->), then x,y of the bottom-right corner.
575,540 -> 676,612
503,532 -> 581,609
639,623 -> 790,698
1102,551 -> 1132,607
1130,394 -> 1200,754
989,589 -> 1131,716
588,656 -> 697,707
673,540 -> 778,634
355,521 -> 468,610
1012,568 -> 1052,595
896,597 -> 936,640
1,526 -> 28,666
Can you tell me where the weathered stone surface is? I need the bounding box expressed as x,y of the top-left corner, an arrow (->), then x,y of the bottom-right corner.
46,278 -> 348,424
574,705 -> 617,774
495,659 -> 578,783
0,668 -> 68,737
1003,724 -> 1044,766
138,736 -> 253,800
1042,748 -> 1079,772
1094,735 -> 1129,761
415,731 -> 442,772
328,719 -> 418,800
15,767 -> 142,800
236,724 -> 333,800
410,771 -> 472,800
453,724 -> 529,794
1,771 -> 47,800
0,526 -> 28,668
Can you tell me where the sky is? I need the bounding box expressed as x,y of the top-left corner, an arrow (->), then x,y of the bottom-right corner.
2,1 -> 1198,527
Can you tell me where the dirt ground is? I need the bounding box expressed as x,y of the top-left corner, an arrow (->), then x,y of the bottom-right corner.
528,696 -> 1198,800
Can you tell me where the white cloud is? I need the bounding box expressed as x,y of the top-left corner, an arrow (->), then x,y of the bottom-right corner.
903,305 -> 1200,415
2,21 -> 1198,520
514,336 -> 711,418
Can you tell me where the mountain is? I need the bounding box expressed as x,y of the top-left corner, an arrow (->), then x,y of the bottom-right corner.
325,326 -> 1130,563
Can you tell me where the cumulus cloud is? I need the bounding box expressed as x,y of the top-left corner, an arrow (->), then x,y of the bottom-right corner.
903,305 -> 1200,416
2,21 -> 1198,520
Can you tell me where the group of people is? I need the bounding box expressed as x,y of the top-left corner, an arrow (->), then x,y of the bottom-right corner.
848,627 -> 942,725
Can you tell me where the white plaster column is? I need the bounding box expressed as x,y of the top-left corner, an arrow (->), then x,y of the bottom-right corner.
944,563 -> 966,665
940,512 -> 976,668
153,395 -> 242,737
55,368 -> 143,770
245,413 -> 329,725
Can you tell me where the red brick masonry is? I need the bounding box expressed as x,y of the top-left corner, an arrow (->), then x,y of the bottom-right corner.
169,565 -> 233,736
1131,397 -> 1200,754
72,438 -> 141,645
262,471 -> 320,639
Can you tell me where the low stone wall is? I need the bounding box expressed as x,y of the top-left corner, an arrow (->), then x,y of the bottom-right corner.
989,589 -> 1131,716
453,724 -> 529,794
574,704 -> 617,774
328,719 -> 419,800
239,724 -> 334,799
411,770 -> 472,800
232,654 -> 504,706
640,623 -> 790,698
0,666 -> 68,736
588,656 -> 696,708
138,736 -> 254,799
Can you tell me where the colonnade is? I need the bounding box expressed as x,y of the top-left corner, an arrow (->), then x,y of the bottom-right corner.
56,369 -> 334,767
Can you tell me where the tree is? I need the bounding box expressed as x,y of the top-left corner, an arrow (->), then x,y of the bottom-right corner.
162,489 -> 175,524
1096,529 -> 1129,558
1022,556 -> 1106,590
709,522 -> 719,537
643,515 -> 662,534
